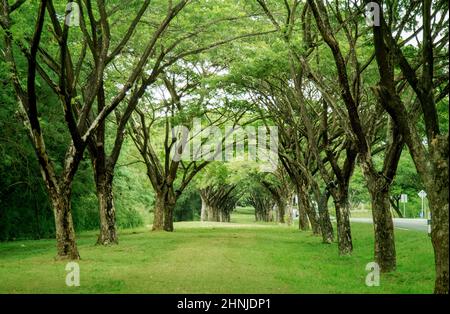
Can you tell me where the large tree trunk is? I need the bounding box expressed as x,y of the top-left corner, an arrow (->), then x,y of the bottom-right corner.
88,80 -> 119,246
428,138 -> 449,294
96,174 -> 118,245
298,184 -> 321,235
428,153 -> 449,294
369,185 -> 396,272
296,188 -> 309,230
152,192 -> 165,231
163,202 -> 175,231
370,2 -> 448,293
360,129 -> 400,273
153,187 -> 176,232
51,189 -> 80,260
333,191 -> 353,255
430,196 -> 449,294
297,201 -> 309,231
37,144 -> 82,260
317,188 -> 334,244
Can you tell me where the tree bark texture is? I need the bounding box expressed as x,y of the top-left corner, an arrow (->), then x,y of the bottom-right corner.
51,188 -> 80,260
333,189 -> 353,255
317,187 -> 334,244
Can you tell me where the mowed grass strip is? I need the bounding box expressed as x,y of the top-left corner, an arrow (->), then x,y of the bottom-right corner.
0,214 -> 434,293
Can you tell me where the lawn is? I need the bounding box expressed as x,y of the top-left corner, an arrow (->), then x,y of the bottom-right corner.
0,209 -> 435,294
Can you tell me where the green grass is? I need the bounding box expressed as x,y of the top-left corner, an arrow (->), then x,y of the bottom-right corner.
0,210 -> 435,294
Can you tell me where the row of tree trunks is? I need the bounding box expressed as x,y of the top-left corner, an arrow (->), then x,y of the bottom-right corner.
220,211 -> 231,223
260,177 -> 291,224
255,208 -> 273,222
256,0 -> 350,253
306,0 -> 400,267
250,192 -> 275,222
203,205 -> 231,223
199,185 -> 238,223
202,206 -> 231,222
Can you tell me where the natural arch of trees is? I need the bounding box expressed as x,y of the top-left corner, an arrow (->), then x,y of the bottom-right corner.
0,0 -> 448,294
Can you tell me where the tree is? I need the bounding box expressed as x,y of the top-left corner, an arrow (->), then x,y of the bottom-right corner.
369,0 -> 449,293
0,0 -> 192,257
200,184 -> 240,222
306,0 -> 404,271
253,0 -> 353,249
197,162 -> 245,223
85,0 -> 274,243
259,168 -> 294,224
129,62 -> 254,231
86,0 -> 190,245
249,186 -> 275,222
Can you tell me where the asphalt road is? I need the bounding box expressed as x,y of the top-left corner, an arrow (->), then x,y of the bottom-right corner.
350,218 -> 429,232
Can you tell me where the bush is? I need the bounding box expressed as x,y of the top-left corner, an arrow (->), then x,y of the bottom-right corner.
174,187 -> 201,222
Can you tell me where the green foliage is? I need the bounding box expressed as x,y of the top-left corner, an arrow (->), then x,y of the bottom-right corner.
0,56 -> 147,239
113,165 -> 149,229
390,150 -> 426,218
174,186 -> 201,222
349,150 -> 427,217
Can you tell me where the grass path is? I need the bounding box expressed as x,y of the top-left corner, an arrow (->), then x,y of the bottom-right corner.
0,214 -> 435,293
